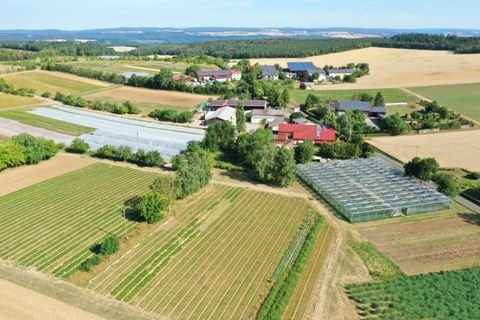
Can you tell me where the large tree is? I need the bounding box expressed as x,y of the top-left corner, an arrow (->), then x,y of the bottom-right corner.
380,114 -> 410,135
236,104 -> 246,133
203,121 -> 236,151
294,140 -> 315,164
374,92 -> 386,107
404,157 -> 439,181
138,192 -> 168,224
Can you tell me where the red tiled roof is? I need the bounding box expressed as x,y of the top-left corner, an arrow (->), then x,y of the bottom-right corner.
278,124 -> 336,143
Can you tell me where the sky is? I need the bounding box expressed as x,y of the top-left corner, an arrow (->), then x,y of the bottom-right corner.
1,0 -> 479,30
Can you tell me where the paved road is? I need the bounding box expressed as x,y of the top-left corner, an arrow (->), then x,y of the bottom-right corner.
375,152 -> 480,213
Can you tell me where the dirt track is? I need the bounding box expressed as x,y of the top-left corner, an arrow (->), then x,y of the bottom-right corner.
0,117 -> 73,143
250,47 -> 480,89
0,153 -> 95,196
0,278 -> 105,320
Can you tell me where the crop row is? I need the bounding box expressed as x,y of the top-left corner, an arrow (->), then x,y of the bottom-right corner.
88,185 -> 232,294
0,164 -> 156,277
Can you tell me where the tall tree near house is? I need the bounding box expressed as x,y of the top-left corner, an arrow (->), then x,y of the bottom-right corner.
236,104 -> 246,133
294,140 -> 316,164
278,88 -> 290,108
404,157 -> 440,182
150,175 -> 178,210
374,92 -> 386,106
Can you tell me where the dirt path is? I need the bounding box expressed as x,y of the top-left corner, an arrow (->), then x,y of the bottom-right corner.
0,153 -> 95,196
0,117 -> 73,143
0,262 -> 161,320
399,87 -> 431,102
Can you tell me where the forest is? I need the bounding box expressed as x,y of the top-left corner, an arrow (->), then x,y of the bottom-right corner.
130,38 -> 376,59
378,33 -> 480,53
0,41 -> 116,57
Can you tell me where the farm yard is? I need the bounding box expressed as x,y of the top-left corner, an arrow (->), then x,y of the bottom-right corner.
64,59 -> 220,74
0,163 -> 158,279
369,130 -> 480,172
88,185 -> 332,319
408,83 -> 480,122
83,86 -> 212,114
355,203 -> 480,275
250,47 -> 480,89
30,106 -> 205,160
0,70 -> 112,95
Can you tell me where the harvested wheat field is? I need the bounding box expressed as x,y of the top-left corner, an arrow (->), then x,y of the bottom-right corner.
250,47 -> 480,89
0,153 -> 95,196
369,130 -> 480,171
355,204 -> 480,275
85,86 -> 213,113
108,46 -> 137,53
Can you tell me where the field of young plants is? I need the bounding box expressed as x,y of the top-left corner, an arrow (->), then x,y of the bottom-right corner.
346,267 -> 480,319
88,185 -> 321,319
0,163 -> 157,279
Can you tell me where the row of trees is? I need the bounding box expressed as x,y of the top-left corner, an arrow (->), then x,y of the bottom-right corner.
0,41 -> 116,57
379,33 -> 480,54
0,78 -> 35,97
0,134 -> 61,171
66,138 -> 165,167
53,92 -> 140,115
148,108 -> 193,123
42,62 -> 126,84
404,157 -> 460,197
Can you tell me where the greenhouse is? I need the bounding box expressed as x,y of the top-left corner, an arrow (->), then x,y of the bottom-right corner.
297,158 -> 452,222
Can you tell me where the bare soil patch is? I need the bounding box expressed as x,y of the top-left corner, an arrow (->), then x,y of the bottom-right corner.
0,153 -> 95,196
250,47 -> 480,89
369,130 -> 480,171
0,117 -> 74,143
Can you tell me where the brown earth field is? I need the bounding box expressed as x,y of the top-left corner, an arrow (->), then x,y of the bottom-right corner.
355,203 -> 480,275
0,153 -> 95,196
84,86 -> 213,113
369,130 -> 480,172
249,47 -> 480,89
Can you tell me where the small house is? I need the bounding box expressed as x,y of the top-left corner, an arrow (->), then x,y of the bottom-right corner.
205,106 -> 237,126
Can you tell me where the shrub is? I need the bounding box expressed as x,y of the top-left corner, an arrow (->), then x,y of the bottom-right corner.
138,192 -> 168,224
66,138 -> 89,154
41,92 -> 52,98
467,172 -> 480,180
0,141 -> 26,171
80,255 -> 102,272
99,235 -> 120,256
11,133 -> 60,164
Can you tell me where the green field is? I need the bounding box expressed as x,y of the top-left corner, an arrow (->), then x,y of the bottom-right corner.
0,164 -> 158,279
88,185 -> 321,319
291,88 -> 419,106
408,83 -> 480,122
346,267 -> 480,319
0,109 -> 94,136
0,92 -> 43,109
64,59 -> 220,74
0,71 -> 105,95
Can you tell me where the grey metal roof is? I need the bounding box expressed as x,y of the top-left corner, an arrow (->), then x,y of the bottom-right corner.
260,65 -> 279,77
327,68 -> 356,74
372,106 -> 387,114
205,107 -> 236,122
251,108 -> 285,117
287,62 -> 319,74
337,101 -> 371,112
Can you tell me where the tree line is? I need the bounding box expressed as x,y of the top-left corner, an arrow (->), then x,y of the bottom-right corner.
0,41 -> 116,57
52,92 -> 140,115
0,134 -> 61,171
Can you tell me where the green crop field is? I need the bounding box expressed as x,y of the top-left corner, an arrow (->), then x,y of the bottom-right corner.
0,71 -> 105,95
408,83 -> 480,122
346,267 -> 480,319
0,109 -> 94,136
64,59 -> 220,74
88,185 -> 323,319
0,92 -> 43,109
0,164 -> 158,279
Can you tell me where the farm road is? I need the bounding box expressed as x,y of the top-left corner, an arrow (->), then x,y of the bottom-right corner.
0,117 -> 73,143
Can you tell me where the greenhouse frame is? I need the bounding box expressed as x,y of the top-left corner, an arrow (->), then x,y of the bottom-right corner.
297,158 -> 452,223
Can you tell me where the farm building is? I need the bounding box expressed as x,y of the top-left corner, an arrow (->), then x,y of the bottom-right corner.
196,70 -> 242,83
326,68 -> 355,79
259,65 -> 279,80
297,158 -> 452,222
205,106 -> 236,126
276,124 -> 336,144
251,108 -> 285,124
172,74 -> 193,82
287,62 -> 326,81
330,100 -> 386,117
207,100 -> 267,111
120,72 -> 150,80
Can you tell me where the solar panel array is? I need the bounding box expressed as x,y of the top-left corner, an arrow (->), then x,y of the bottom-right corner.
208,100 -> 267,108
30,106 -> 205,161
297,158 -> 452,222
287,62 -> 319,74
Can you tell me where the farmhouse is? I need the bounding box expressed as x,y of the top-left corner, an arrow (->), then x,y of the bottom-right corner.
251,108 -> 285,124
207,99 -> 267,111
276,124 -> 336,144
120,72 -> 150,80
326,68 -> 355,79
205,106 -> 236,126
196,70 -> 242,83
259,65 -> 279,80
331,100 -> 386,117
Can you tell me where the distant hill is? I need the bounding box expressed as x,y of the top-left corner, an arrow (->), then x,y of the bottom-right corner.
0,27 -> 479,45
